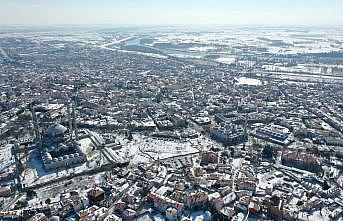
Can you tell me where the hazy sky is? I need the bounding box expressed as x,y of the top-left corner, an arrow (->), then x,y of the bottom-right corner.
0,0 -> 342,26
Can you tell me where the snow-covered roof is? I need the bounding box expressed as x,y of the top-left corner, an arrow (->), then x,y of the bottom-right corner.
46,123 -> 67,136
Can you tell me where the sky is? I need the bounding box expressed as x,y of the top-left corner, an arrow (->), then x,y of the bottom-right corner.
0,0 -> 342,27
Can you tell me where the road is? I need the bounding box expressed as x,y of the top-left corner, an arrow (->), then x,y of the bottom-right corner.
101,183 -> 133,220
22,162 -> 124,192
99,36 -> 135,49
231,158 -> 243,191
88,131 -> 127,165
137,142 -> 156,161
99,37 -> 168,59
2,193 -> 23,212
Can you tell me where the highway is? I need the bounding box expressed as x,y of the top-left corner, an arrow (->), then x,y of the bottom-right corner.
99,36 -> 135,49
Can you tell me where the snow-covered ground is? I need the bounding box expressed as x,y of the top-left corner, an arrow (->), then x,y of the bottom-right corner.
78,138 -> 95,157
149,28 -> 343,56
189,46 -> 216,52
235,77 -> 262,86
0,144 -> 14,172
114,134 -> 215,165
190,210 -> 212,221
21,131 -> 107,187
215,57 -> 236,64
298,210 -> 331,221
28,172 -> 106,208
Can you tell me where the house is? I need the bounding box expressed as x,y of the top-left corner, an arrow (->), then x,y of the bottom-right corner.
27,213 -> 48,221
0,185 -> 12,197
77,205 -> 108,221
185,191 -> 209,209
87,186 -> 105,202
201,152 -> 219,165
148,193 -> 185,213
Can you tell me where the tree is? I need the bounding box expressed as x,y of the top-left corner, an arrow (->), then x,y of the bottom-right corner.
296,200 -> 304,206
230,148 -> 235,157
26,189 -> 37,199
262,145 -> 275,159
14,200 -> 28,209
221,151 -> 229,158
219,154 -> 226,164
45,198 -> 51,204
210,147 -> 221,152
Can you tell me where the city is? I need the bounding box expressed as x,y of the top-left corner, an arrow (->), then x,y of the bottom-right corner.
0,1 -> 343,221
0,26 -> 342,221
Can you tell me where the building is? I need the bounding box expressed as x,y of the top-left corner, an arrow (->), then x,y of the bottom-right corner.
0,185 -> 12,197
88,186 -> 105,202
148,193 -> 185,213
77,205 -> 108,221
201,152 -> 219,165
41,140 -> 86,171
281,150 -> 323,173
210,124 -> 247,145
185,191 -> 209,209
27,213 -> 48,221
166,207 -> 178,220
252,124 -> 293,146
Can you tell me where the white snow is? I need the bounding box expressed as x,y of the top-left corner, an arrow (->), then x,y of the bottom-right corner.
235,77 -> 262,86
215,57 -> 236,64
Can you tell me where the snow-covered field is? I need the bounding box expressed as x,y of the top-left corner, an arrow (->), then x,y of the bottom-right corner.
115,134 -> 216,165
0,144 -> 14,172
149,28 -> 343,56
215,57 -> 236,64
235,77 -> 262,86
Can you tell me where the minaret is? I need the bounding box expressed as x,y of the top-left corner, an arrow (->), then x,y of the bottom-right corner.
156,156 -> 160,172
72,98 -> 79,140
30,103 -> 41,146
67,100 -> 73,140
191,87 -> 195,101
243,117 -> 248,140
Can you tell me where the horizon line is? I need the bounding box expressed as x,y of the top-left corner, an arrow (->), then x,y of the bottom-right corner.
1,23 -> 343,29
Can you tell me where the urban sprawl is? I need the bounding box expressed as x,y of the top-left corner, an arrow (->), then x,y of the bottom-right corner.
0,27 -> 343,221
